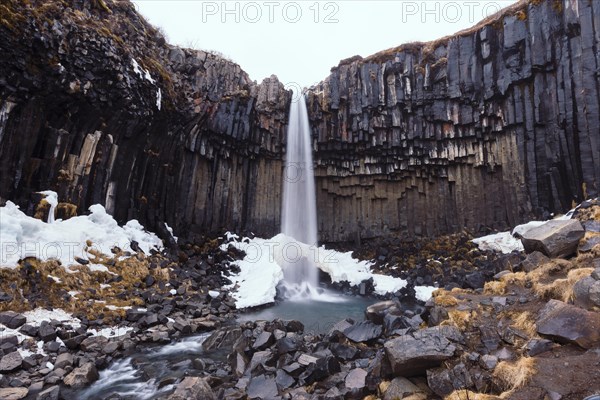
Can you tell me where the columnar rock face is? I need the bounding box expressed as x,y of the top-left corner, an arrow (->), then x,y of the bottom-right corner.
0,0 -> 290,238
0,0 -> 598,243
307,0 -> 600,241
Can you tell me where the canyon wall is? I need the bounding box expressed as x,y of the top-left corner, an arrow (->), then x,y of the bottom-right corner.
0,0 -> 289,239
0,0 -> 598,243
307,0 -> 600,241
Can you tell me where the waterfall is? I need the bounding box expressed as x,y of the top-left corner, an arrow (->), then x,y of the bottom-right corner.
280,93 -> 320,299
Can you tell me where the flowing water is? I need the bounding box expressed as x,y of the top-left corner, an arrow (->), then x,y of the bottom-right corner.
279,93 -> 321,300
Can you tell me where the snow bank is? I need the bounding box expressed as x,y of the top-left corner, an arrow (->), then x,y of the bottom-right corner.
0,192 -> 163,268
472,210 -> 575,254
222,233 -> 407,308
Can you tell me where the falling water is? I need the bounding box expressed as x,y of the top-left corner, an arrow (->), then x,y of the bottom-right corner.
280,93 -> 320,299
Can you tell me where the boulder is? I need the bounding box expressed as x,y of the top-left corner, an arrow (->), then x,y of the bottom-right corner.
0,311 -> 27,329
247,375 -> 278,399
202,326 -> 242,351
0,351 -> 23,372
536,300 -> 600,349
36,385 -> 60,400
53,352 -> 73,369
0,388 -> 28,400
384,327 -> 461,376
520,220 -> 585,258
520,251 -> 550,272
365,301 -> 398,324
382,377 -> 423,400
344,368 -> 368,398
168,377 -> 215,400
63,362 -> 99,388
343,321 -> 382,343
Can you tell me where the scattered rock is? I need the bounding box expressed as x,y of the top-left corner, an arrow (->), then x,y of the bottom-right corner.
520,251 -> 550,272
0,351 -> 23,372
384,327 -> 461,376
0,388 -> 28,400
247,375 -> 278,399
536,300 -> 600,349
168,377 -> 215,400
0,312 -> 26,329
382,377 -> 423,400
521,220 -> 585,258
53,353 -> 73,370
343,321 -> 382,343
36,385 -> 60,400
63,362 -> 99,388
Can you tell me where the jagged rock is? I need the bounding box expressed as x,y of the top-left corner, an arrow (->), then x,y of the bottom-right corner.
63,362 -> 99,388
343,321 -> 382,343
536,300 -> 600,349
168,377 -> 215,400
36,385 -> 60,400
0,388 -> 28,400
384,327 -> 461,376
344,368 -> 367,397
202,326 -> 242,351
247,375 -> 278,399
0,351 -> 22,372
521,220 -> 585,258
38,322 -> 57,342
365,301 -> 398,324
275,369 -> 294,390
382,377 -> 422,400
573,277 -> 598,309
520,251 -> 551,272
253,331 -> 274,351
53,353 -> 73,369
526,339 -> 554,356
80,336 -> 108,352
0,311 -> 26,329
479,355 -> 498,370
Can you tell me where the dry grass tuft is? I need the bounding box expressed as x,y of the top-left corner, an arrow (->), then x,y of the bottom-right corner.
434,295 -> 459,307
493,357 -> 536,392
532,267 -> 593,301
484,281 -> 506,295
445,391 -> 501,400
508,311 -> 537,338
443,310 -> 473,330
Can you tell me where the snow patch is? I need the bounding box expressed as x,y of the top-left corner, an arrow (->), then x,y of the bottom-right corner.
131,58 -> 155,84
415,286 -> 437,302
165,223 -> 177,243
0,198 -> 163,268
88,327 -> 133,339
222,233 -> 407,308
23,308 -> 81,328
156,88 -> 162,110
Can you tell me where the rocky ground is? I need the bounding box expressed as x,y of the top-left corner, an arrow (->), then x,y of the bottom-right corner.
0,201 -> 598,399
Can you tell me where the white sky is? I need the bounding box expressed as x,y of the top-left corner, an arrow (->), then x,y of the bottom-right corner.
132,0 -> 519,87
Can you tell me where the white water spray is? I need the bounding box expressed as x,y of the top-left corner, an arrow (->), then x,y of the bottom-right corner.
280,93 -> 321,300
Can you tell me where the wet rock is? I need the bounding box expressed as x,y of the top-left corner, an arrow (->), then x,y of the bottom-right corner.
276,336 -> 299,354
36,385 -> 60,400
521,220 -> 585,258
329,343 -> 359,361
343,321 -> 382,343
253,331 -> 274,351
536,300 -> 600,349
247,375 -> 278,399
63,362 -> 99,388
365,301 -> 398,324
299,355 -> 340,384
0,351 -> 22,372
382,377 -> 422,400
202,326 -> 242,351
0,388 -> 28,400
0,312 -> 26,329
168,377 -> 215,400
384,327 -> 461,376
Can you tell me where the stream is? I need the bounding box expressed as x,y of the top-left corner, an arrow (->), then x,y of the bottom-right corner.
65,295 -> 374,399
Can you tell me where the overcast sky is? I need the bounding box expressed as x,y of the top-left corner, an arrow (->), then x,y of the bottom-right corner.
132,0 -> 518,87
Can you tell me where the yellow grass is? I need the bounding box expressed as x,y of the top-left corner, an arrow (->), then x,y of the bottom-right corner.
493,357 -> 536,391
445,391 -> 501,400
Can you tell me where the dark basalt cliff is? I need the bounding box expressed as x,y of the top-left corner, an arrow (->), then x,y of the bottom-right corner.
0,0 -> 290,239
307,0 -> 599,241
0,0 -> 598,242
